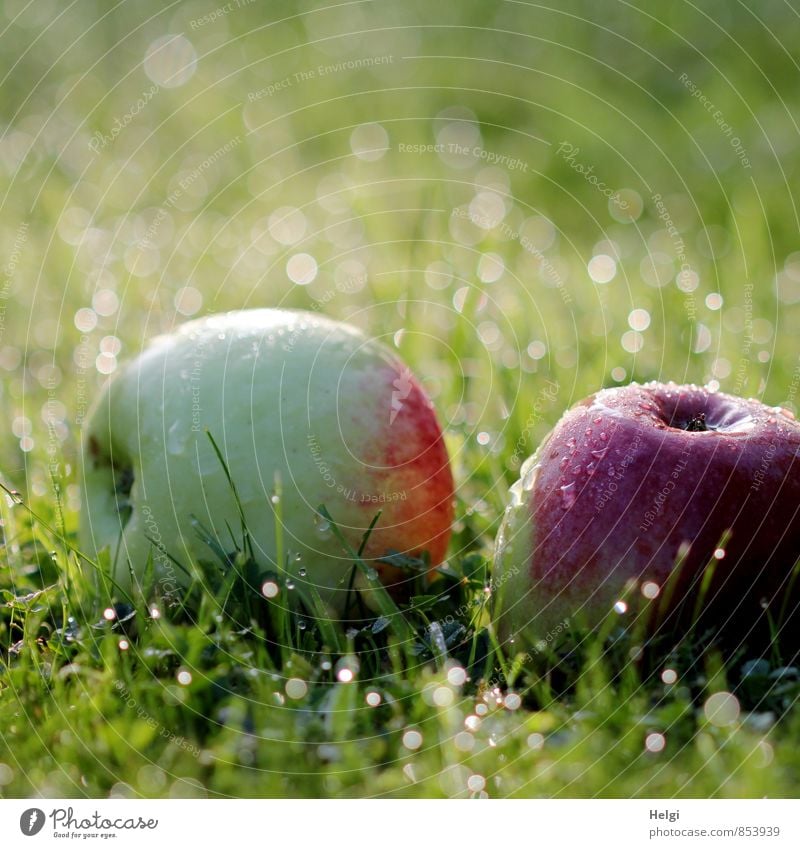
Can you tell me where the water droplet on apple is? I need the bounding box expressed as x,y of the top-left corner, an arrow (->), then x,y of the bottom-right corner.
591,449 -> 607,460
587,462 -> 596,475
314,515 -> 332,538
599,432 -> 608,441
593,416 -> 602,424
559,457 -> 569,469
559,482 -> 577,509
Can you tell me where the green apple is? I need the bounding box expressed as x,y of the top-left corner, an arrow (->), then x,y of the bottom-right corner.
81,309 -> 455,616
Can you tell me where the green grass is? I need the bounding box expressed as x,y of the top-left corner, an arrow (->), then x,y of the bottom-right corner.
2,0 -> 800,798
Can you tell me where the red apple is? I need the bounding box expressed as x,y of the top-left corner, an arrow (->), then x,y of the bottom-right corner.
493,382 -> 800,646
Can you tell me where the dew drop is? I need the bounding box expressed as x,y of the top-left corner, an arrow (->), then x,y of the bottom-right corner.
641,581 -> 660,599
298,568 -> 307,578
167,420 -> 187,455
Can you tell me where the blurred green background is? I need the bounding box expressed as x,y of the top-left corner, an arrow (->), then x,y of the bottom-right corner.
1,0 -> 800,799
3,0 -> 799,521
